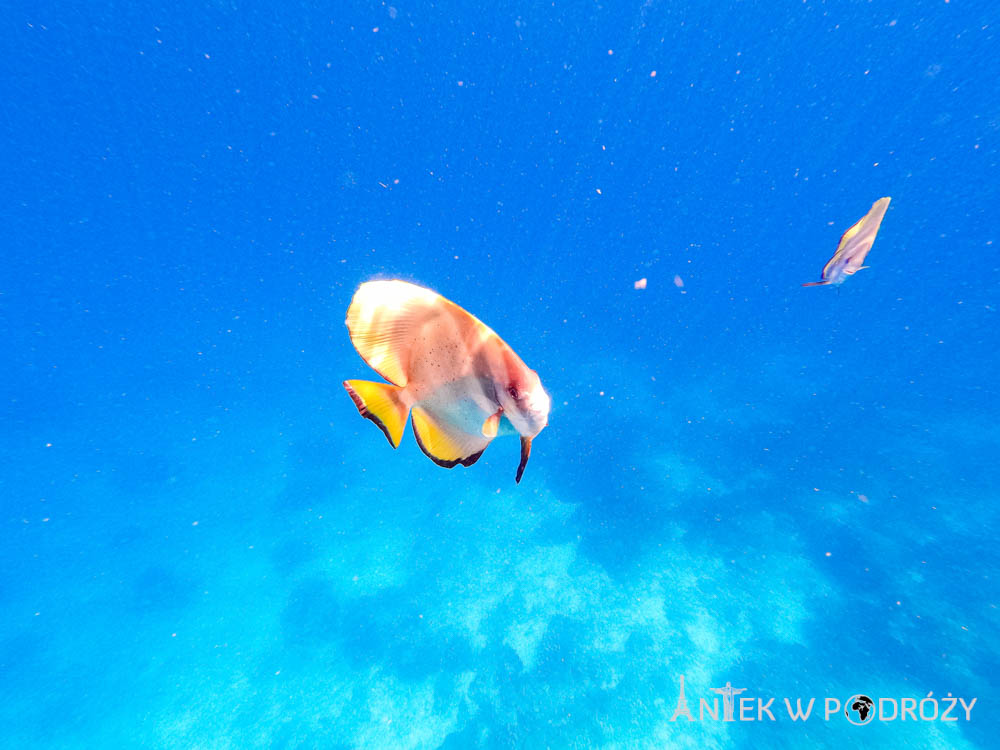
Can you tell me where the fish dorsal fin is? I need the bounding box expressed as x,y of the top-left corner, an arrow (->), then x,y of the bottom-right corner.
345,281 -> 438,386
411,406 -> 491,468
345,280 -> 492,387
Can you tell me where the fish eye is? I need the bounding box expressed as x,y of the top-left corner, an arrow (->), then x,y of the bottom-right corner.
507,385 -> 519,400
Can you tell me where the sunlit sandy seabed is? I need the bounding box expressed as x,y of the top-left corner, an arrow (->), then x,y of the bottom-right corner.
2,367 -> 993,749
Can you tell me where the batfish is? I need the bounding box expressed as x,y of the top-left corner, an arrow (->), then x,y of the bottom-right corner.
344,280 -> 550,483
803,197 -> 891,287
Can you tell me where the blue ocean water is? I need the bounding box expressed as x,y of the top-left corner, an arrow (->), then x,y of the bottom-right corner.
3,1 -> 998,747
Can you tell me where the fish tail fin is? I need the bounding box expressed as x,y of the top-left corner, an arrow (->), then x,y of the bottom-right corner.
801,280 -> 831,287
343,380 -> 409,448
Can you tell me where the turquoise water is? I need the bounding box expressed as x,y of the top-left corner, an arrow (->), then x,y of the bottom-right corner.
3,1 -> 997,747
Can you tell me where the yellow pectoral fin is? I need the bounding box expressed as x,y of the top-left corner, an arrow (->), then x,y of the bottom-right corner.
411,406 -> 490,468
481,409 -> 502,439
343,380 -> 409,448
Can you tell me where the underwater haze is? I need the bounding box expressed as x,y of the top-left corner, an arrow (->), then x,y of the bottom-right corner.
3,1 -> 999,748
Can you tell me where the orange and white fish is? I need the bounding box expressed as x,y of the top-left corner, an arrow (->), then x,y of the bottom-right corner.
803,197 -> 891,287
343,280 -> 550,483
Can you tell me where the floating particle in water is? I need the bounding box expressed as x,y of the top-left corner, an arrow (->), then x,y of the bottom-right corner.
634,278 -> 647,290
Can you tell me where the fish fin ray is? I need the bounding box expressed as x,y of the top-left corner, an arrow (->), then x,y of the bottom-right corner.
344,379 -> 409,448
411,406 -> 491,468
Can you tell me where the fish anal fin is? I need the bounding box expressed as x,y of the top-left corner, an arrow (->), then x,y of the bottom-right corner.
411,406 -> 490,469
801,280 -> 831,287
344,379 -> 409,448
462,449 -> 485,467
